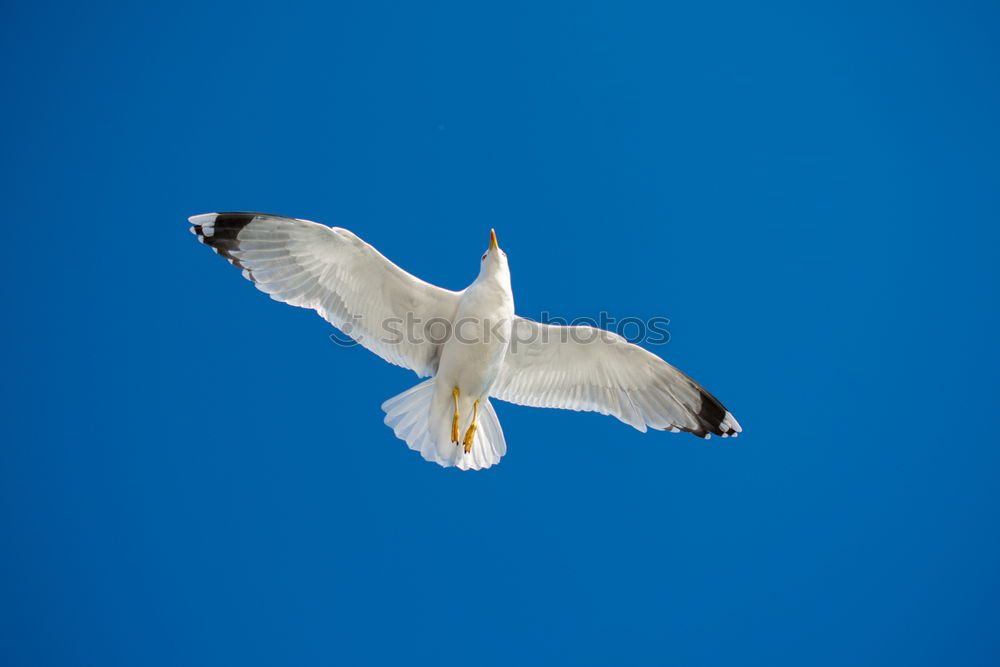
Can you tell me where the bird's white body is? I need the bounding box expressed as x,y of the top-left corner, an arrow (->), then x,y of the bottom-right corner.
191,212 -> 741,470
429,252 -> 514,461
436,256 -> 514,415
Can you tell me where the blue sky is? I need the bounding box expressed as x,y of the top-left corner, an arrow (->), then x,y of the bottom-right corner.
2,1 -> 999,665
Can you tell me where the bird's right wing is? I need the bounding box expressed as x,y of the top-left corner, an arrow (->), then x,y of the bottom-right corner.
491,317 -> 741,437
190,212 -> 461,377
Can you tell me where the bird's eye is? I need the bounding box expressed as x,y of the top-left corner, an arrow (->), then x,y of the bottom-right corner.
482,253 -> 487,260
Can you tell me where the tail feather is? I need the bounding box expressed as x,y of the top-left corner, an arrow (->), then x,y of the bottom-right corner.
477,400 -> 507,464
382,379 -> 506,470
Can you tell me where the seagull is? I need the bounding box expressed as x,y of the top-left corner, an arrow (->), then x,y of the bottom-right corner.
190,212 -> 742,470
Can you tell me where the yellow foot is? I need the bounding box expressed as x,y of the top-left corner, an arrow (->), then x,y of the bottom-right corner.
451,387 -> 460,444
462,399 -> 480,453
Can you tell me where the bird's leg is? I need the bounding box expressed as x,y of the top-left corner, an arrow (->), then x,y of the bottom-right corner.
462,399 -> 480,453
451,387 -> 461,444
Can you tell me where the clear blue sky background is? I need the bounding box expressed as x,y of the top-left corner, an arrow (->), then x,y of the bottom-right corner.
2,1 -> 999,665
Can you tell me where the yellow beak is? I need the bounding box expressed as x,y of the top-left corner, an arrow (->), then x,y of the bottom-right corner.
489,228 -> 499,250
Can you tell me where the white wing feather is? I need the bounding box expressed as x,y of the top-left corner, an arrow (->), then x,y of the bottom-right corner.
491,318 -> 741,438
190,212 -> 461,377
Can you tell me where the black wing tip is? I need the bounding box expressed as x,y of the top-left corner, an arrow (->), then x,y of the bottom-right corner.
189,212 -> 259,272
696,392 -> 729,435
676,385 -> 742,440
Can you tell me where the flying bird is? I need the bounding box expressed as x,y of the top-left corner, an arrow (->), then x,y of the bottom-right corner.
190,212 -> 742,470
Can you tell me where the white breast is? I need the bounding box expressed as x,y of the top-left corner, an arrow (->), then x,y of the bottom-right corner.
437,276 -> 514,398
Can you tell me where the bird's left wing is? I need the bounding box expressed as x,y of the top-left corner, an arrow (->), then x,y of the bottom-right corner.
191,212 -> 461,377
491,317 -> 741,437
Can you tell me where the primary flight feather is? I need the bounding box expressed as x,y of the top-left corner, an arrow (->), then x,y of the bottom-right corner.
191,212 -> 741,470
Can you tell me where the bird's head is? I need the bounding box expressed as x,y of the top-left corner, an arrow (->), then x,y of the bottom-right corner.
478,228 -> 510,279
